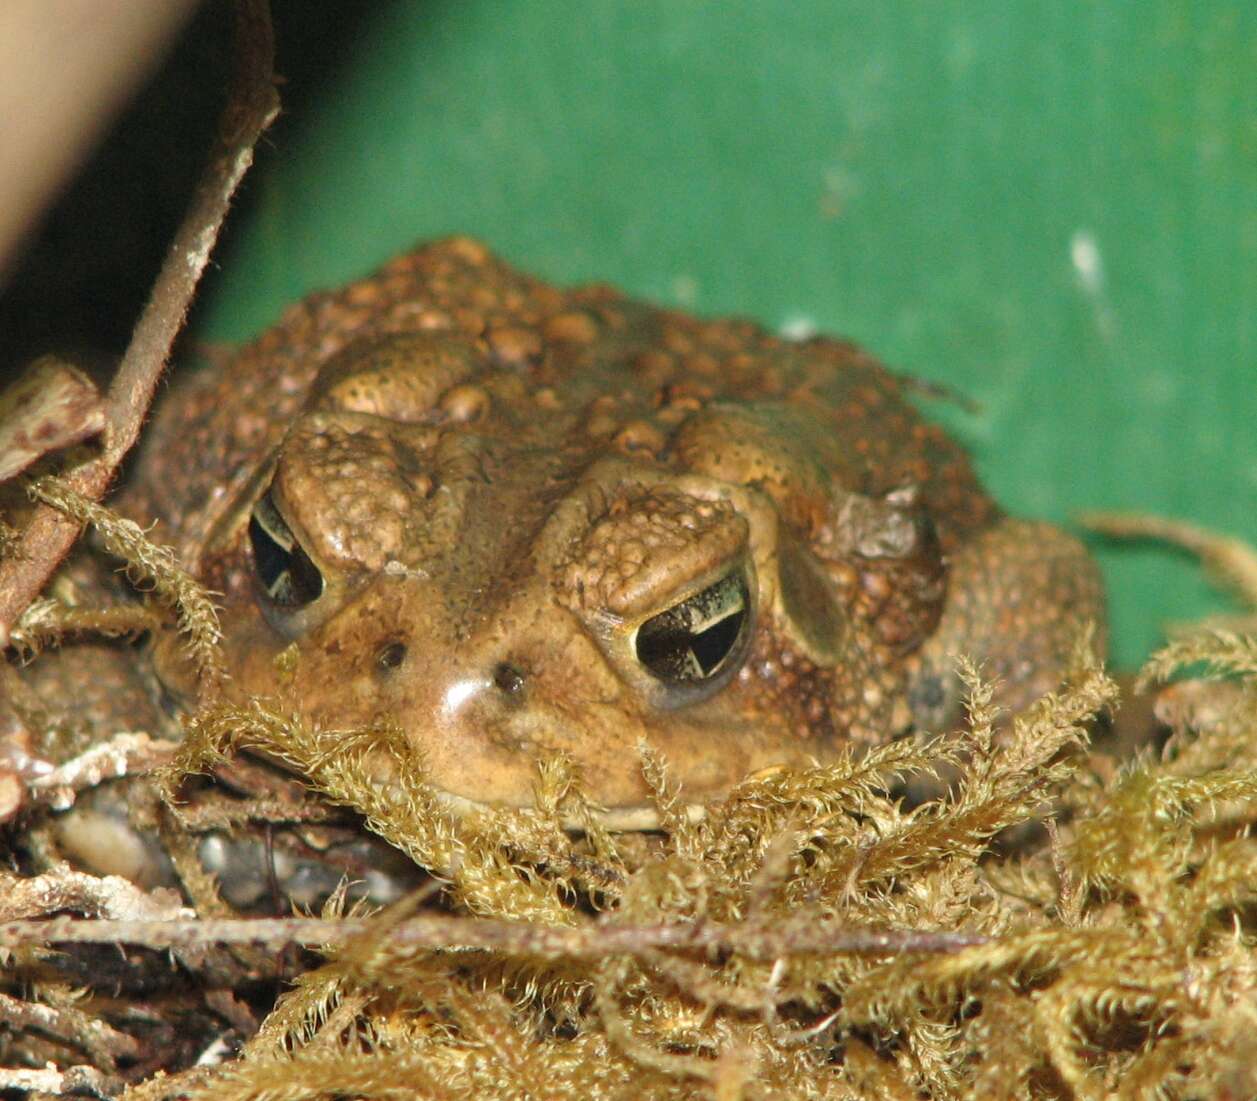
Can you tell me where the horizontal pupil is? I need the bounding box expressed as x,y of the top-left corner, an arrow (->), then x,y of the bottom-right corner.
635,571 -> 748,683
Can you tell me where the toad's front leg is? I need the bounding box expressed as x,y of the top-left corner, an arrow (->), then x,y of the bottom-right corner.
906,518 -> 1107,729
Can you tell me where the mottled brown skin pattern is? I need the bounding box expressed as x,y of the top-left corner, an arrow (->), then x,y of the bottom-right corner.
123,238 -> 1105,824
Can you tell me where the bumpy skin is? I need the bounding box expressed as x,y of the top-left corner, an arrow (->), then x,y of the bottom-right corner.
120,238 -> 1105,825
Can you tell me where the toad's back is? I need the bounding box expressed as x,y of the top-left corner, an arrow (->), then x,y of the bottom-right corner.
129,238 -> 994,557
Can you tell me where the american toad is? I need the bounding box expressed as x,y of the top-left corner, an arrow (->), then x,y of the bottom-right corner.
121,237 -> 1103,827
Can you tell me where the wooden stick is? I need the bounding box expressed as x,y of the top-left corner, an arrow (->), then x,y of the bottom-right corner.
0,0 -> 278,645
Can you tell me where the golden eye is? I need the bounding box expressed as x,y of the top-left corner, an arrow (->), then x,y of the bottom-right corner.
634,568 -> 751,686
248,488 -> 324,609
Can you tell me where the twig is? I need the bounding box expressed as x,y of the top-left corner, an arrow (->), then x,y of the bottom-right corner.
0,991 -> 140,1067
0,358 -> 105,483
0,864 -> 191,923
171,791 -> 341,831
1081,511 -> 1257,611
0,1064 -> 120,1097
0,0 -> 278,647
24,732 -> 180,810
0,912 -> 990,961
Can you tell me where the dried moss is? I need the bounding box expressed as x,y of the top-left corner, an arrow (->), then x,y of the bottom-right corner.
4,511 -> 1257,1099
26,476 -> 225,687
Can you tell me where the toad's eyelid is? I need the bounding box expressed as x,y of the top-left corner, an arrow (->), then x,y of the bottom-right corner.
630,564 -> 754,708
248,486 -> 324,609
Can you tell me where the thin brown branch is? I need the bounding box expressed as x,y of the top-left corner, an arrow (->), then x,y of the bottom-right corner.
0,991 -> 140,1067
24,732 -> 180,810
171,791 -> 341,831
0,0 -> 278,647
1082,510 -> 1257,611
0,912 -> 990,961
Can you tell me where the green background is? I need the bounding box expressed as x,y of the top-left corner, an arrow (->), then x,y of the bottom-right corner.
200,2 -> 1257,670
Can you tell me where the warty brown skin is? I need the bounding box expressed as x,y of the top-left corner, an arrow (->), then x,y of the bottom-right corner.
120,237 -> 1105,824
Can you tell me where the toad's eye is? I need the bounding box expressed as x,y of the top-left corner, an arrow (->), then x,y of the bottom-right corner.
634,568 -> 751,688
248,489 -> 323,608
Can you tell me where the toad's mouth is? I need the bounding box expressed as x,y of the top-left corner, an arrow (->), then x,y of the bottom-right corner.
428,784 -> 708,833
150,665 -> 710,833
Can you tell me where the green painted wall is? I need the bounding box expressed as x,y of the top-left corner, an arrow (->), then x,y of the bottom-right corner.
201,2 -> 1257,670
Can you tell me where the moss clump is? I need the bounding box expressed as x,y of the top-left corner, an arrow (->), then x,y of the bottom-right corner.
3,502 -> 1257,1100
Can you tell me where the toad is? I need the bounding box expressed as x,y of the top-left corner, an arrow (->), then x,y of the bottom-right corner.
122,237 -> 1104,827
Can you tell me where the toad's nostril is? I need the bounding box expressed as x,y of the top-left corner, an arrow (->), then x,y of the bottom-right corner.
377,641 -> 408,670
492,662 -> 526,695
